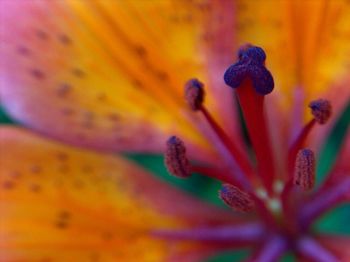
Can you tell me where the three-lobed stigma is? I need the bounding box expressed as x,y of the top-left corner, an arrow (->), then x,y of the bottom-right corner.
224,44 -> 274,95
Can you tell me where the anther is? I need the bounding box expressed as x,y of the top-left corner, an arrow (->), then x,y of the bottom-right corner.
184,78 -> 205,110
224,44 -> 274,95
219,184 -> 254,212
309,99 -> 332,124
164,136 -> 191,178
294,149 -> 315,190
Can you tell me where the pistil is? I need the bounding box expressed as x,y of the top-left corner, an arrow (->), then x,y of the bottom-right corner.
224,44 -> 276,193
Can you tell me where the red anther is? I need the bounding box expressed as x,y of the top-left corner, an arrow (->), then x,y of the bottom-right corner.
294,149 -> 315,190
219,184 -> 254,212
309,99 -> 332,124
165,136 -> 191,178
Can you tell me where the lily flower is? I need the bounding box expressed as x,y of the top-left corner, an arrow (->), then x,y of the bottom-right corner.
0,0 -> 350,261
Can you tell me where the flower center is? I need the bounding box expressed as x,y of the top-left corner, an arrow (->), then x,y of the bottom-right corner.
158,44 -> 348,260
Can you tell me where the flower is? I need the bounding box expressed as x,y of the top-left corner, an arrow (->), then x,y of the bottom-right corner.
0,0 -> 350,261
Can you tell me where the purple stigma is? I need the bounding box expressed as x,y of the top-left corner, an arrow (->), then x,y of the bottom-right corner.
224,44 -> 274,95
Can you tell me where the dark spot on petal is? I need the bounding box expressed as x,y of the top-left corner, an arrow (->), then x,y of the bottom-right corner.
36,29 -> 49,40
55,211 -> 71,229
56,221 -> 68,229
134,45 -> 147,57
107,113 -> 120,122
170,15 -> 180,23
56,152 -> 69,161
102,231 -> 114,241
90,253 -> 100,262
53,179 -> 63,188
2,180 -> 15,189
30,165 -> 42,174
82,165 -> 94,174
156,71 -> 169,81
76,133 -> 87,140
9,171 -> 21,179
39,257 -> 53,262
30,184 -> 42,193
61,107 -> 75,116
81,121 -> 95,129
96,93 -> 107,102
58,34 -> 72,45
58,210 -> 71,220
183,14 -> 193,23
83,111 -> 94,120
73,179 -> 85,189
57,83 -> 72,97
58,164 -> 69,173
132,79 -> 143,89
81,111 -> 95,129
72,68 -> 85,78
17,46 -> 30,56
30,69 -> 45,80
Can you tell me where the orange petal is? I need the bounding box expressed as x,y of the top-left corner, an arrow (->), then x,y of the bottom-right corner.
236,0 -> 350,109
0,0 -> 238,156
0,126 -> 238,261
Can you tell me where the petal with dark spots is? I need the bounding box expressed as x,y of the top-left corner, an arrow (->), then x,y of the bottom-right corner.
0,0 -> 239,156
0,126 -> 242,261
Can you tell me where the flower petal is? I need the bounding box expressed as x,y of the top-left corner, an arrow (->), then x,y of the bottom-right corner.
0,126 -> 239,261
0,0 -> 239,156
318,235 -> 350,261
236,0 -> 350,105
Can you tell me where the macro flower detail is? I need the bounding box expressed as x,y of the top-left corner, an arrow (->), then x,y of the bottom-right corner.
0,0 -> 350,261
160,45 -> 350,261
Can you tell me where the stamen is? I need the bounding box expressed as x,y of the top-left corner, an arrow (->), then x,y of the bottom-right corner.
249,235 -> 287,262
287,99 -> 332,176
183,78 -> 254,190
199,106 -> 255,186
224,44 -> 276,192
164,136 -> 191,178
184,78 -> 205,111
219,184 -> 254,212
297,237 -> 338,262
152,223 -> 263,242
299,177 -> 350,228
293,149 -> 315,190
309,99 -> 332,124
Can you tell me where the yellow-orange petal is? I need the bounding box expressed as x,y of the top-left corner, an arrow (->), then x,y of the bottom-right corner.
0,0 -> 238,156
0,126 -> 238,261
235,0 -> 350,110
